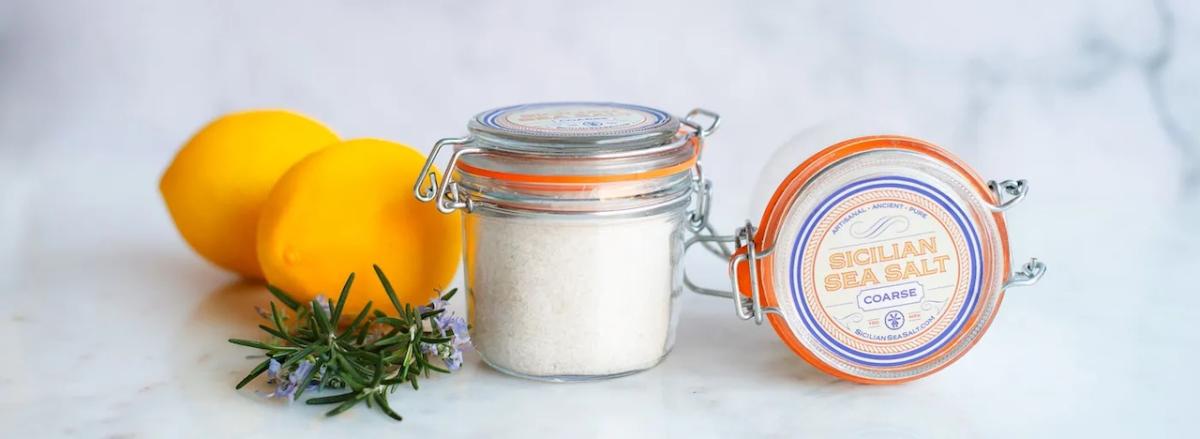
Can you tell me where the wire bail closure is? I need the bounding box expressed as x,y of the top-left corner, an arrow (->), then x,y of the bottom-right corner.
683,108 -> 721,232
416,108 -> 722,218
985,178 -> 1046,290
987,179 -> 1028,212
413,136 -> 480,214
684,221 -> 780,324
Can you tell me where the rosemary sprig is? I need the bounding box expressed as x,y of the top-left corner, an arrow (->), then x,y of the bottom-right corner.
230,264 -> 470,421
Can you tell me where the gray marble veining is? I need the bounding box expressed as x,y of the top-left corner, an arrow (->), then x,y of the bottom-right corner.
0,0 -> 1197,437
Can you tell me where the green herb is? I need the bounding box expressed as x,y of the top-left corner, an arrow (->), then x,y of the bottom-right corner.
230,264 -> 470,421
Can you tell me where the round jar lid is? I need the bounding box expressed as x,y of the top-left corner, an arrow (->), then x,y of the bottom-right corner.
454,102 -> 703,184
468,102 -> 681,154
743,136 -> 1011,383
416,104 -> 718,216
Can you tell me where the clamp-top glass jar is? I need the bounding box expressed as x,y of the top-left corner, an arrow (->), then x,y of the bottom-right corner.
686,135 -> 1047,383
414,102 -> 719,381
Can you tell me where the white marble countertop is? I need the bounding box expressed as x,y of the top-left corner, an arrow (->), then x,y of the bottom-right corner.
1,0 -> 1198,437
3,124 -> 1198,439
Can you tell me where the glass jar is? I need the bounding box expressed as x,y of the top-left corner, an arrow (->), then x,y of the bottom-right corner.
414,102 -> 720,381
686,135 -> 1047,383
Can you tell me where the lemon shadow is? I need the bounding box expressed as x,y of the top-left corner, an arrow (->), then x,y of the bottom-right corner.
164,279 -> 308,434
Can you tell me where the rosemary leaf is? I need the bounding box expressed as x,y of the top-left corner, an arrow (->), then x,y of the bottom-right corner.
311,299 -> 333,335
235,358 -> 272,390
228,338 -> 276,350
374,393 -> 403,421
281,344 -> 321,370
306,391 -> 357,405
257,324 -> 291,341
373,264 -> 405,314
373,316 -> 408,328
339,301 -> 373,338
332,273 -> 354,323
326,393 -> 369,417
266,284 -> 301,310
269,302 -> 291,343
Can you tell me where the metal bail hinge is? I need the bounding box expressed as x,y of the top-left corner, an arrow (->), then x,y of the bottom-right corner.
683,108 -> 721,139
683,221 -> 780,325
413,136 -> 481,214
987,179 -> 1028,212
987,177 -> 1047,290
1004,257 -> 1047,290
688,167 -> 711,232
683,108 -> 720,232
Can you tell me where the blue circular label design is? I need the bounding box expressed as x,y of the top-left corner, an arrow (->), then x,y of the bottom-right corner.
475,102 -> 673,138
788,176 -> 983,368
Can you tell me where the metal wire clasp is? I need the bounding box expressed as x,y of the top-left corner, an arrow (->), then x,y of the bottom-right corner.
987,179 -> 1028,212
682,108 -> 721,138
413,136 -> 480,214
680,109 -> 783,322
986,178 -> 1047,290
684,221 -> 780,324
683,108 -> 721,232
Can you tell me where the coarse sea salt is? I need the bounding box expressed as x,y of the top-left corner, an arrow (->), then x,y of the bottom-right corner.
466,212 -> 684,379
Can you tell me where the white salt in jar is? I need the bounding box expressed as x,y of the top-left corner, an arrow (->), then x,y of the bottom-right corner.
414,102 -> 719,381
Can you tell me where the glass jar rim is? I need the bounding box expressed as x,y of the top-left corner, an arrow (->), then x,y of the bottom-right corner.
455,134 -> 700,185
456,102 -> 700,184
413,104 -> 719,217
467,102 -> 681,154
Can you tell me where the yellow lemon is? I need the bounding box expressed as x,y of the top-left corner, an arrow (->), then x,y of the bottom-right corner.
256,138 -> 462,311
160,110 -> 340,279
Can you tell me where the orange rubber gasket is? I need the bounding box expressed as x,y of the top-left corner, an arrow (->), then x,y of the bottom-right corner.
735,135 -> 1011,385
455,136 -> 701,185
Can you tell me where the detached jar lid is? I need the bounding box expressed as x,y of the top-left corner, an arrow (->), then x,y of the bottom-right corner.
693,135 -> 1046,383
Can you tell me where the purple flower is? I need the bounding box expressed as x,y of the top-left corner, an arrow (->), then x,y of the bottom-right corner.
432,312 -> 466,334
444,349 -> 463,371
417,295 -> 471,371
420,336 -> 468,371
267,358 -> 282,382
420,342 -> 439,356
265,359 -> 315,401
445,317 -> 471,352
267,379 -> 298,400
290,360 -> 315,386
312,294 -> 332,316
447,318 -> 469,340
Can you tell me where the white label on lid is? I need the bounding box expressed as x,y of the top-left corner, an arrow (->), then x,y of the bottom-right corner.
481,103 -> 669,136
789,176 -> 982,367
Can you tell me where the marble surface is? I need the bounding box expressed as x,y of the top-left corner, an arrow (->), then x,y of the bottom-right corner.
1,0 -> 1198,437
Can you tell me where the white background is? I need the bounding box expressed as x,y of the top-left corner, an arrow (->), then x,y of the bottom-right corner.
1,1 -> 1197,437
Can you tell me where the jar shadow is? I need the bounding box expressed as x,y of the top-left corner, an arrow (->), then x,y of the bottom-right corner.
671,296 -> 831,384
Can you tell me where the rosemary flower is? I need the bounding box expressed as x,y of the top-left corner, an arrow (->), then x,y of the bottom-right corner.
267,358 -> 282,381
312,294 -> 332,316
265,359 -> 315,400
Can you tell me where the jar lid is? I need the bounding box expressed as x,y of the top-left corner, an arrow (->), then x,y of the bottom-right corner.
452,102 -> 715,184
739,136 -> 1020,383
415,104 -> 720,215
467,102 -> 682,154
